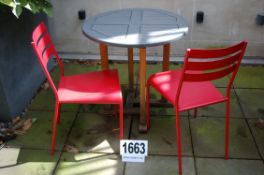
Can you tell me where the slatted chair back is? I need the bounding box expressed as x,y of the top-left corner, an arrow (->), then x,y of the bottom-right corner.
31,22 -> 64,97
176,41 -> 247,101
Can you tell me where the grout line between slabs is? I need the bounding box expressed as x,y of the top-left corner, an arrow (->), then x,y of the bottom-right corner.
51,104 -> 82,175
233,88 -> 264,163
123,79 -> 139,175
187,114 -> 198,175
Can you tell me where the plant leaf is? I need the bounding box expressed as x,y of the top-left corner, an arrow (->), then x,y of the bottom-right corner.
0,0 -> 53,18
0,0 -> 14,7
12,4 -> 22,18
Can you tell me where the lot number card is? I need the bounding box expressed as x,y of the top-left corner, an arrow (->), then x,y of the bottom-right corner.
120,140 -> 148,162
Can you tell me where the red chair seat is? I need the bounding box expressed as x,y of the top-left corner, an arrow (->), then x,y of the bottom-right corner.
148,69 -> 226,111
58,69 -> 122,104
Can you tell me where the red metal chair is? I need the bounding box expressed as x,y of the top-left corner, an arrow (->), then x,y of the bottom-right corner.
147,41 -> 247,175
31,22 -> 123,155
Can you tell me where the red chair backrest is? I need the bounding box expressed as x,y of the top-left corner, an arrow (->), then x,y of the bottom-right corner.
183,41 -> 247,82
31,22 -> 64,98
176,41 -> 247,101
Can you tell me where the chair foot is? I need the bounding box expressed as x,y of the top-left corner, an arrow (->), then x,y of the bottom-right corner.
225,151 -> 229,160
179,169 -> 182,175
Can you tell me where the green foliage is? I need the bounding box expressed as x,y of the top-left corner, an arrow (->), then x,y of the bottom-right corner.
0,0 -> 52,18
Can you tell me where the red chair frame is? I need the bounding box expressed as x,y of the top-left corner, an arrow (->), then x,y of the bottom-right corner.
31,22 -> 123,155
147,41 -> 247,174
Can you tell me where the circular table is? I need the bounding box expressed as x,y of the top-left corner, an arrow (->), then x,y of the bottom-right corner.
82,8 -> 188,131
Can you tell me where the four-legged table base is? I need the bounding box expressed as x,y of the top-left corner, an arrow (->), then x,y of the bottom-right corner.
99,43 -> 171,132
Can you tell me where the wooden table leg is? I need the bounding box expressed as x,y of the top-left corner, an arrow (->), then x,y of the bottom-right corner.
161,43 -> 171,102
139,48 -> 147,132
163,43 -> 170,71
99,43 -> 112,111
99,43 -> 109,70
128,48 -> 134,91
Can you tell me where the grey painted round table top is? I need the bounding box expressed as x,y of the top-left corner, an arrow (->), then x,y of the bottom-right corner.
82,8 -> 189,48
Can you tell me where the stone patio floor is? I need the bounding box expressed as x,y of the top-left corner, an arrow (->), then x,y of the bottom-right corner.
0,61 -> 264,175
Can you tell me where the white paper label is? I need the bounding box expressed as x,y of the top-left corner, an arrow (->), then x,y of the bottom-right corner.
120,140 -> 148,162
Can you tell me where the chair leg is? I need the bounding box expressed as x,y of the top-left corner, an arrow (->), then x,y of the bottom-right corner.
175,108 -> 182,175
225,99 -> 230,159
57,103 -> 61,122
51,102 -> 60,155
119,103 -> 124,140
146,84 -> 151,129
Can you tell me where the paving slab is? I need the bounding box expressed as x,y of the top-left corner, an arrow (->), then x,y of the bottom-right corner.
211,76 -> 230,88
150,106 -> 187,116
145,62 -> 228,88
137,85 -> 188,117
80,104 -> 106,113
125,156 -> 195,175
66,113 -> 131,154
235,89 -> 264,118
147,88 -> 188,116
248,119 -> 264,158
0,147 -> 21,167
80,85 -> 129,114
190,117 -> 260,158
196,158 -> 264,175
111,62 -> 179,86
6,111 -> 76,150
0,148 -> 59,175
28,88 -> 80,112
55,152 -> 123,175
134,62 -> 181,85
28,62 -> 99,111
110,62 -> 138,85
131,116 -> 193,156
146,63 -> 165,78
234,65 -> 264,88
136,95 -> 189,116
51,62 -> 99,84
195,89 -> 243,118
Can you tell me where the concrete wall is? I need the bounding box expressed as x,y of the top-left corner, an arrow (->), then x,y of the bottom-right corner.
49,0 -> 264,57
